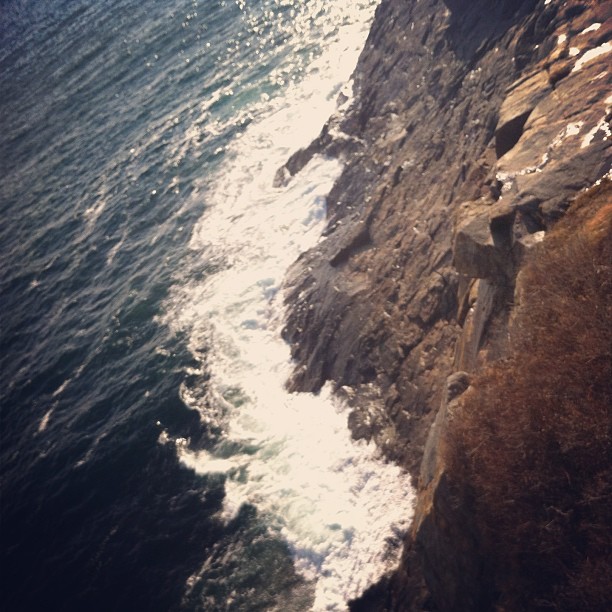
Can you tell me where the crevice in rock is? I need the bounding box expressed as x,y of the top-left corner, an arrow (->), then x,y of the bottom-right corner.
494,109 -> 531,158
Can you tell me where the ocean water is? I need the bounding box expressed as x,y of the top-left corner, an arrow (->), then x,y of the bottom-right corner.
0,1 -> 414,610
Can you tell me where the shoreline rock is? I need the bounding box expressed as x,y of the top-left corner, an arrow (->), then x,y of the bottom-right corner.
280,0 -> 611,608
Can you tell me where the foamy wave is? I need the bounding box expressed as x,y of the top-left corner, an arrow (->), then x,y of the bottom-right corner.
161,2 -> 414,609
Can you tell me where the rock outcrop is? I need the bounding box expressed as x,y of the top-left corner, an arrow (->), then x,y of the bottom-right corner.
280,0 -> 611,608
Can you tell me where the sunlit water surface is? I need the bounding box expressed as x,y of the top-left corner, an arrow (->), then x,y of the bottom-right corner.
0,1 -> 413,610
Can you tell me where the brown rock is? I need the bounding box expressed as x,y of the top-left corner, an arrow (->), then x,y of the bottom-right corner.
453,213 -> 514,279
280,0 -> 612,608
495,70 -> 552,158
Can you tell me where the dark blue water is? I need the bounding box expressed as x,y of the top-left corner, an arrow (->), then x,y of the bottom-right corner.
0,1 -> 387,610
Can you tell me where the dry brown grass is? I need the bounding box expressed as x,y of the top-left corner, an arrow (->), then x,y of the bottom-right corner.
444,180 -> 612,611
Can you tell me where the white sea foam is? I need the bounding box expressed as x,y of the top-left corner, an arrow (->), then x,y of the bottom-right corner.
162,3 -> 415,610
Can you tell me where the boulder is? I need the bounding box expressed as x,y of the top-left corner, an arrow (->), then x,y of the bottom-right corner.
453,213 -> 514,280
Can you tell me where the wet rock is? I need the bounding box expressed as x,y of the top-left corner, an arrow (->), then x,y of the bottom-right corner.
273,113 -> 363,188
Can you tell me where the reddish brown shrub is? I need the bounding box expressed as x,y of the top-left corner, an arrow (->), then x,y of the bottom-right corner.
444,180 -> 612,611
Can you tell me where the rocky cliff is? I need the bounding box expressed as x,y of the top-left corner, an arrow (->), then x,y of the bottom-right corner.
280,0 -> 611,609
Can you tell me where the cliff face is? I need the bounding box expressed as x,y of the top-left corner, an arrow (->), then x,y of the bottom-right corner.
280,0 -> 611,609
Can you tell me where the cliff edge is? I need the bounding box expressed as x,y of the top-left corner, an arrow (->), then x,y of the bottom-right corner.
280,0 -> 611,609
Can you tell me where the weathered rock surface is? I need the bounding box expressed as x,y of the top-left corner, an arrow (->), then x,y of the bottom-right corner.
495,70 -> 552,158
280,0 -> 611,609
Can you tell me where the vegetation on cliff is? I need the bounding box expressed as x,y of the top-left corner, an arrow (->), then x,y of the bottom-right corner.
445,181 -> 612,610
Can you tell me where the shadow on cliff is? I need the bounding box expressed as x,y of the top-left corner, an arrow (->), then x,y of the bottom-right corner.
442,0 -> 540,63
444,180 -> 612,610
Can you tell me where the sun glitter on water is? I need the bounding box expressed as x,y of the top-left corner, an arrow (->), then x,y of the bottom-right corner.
160,1 -> 414,609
